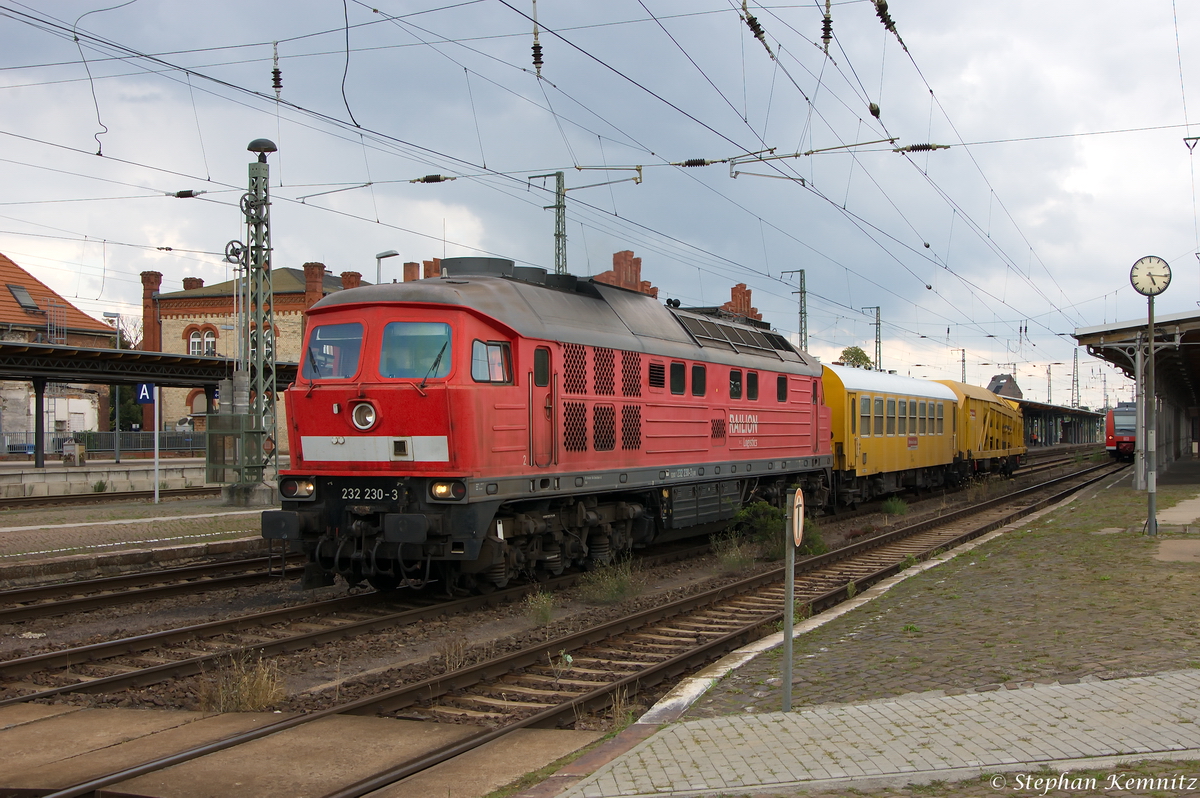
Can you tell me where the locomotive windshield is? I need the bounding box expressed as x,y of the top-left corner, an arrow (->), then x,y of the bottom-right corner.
379,322 -> 453,379
302,322 -> 362,380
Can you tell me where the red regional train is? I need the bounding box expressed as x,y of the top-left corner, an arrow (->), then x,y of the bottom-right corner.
1105,401 -> 1137,461
264,258 -> 833,591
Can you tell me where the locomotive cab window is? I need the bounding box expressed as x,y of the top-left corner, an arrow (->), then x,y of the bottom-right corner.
533,347 -> 550,387
379,322 -> 452,380
747,371 -> 758,400
303,322 -> 363,380
729,369 -> 742,399
471,340 -> 512,383
692,365 -> 706,397
670,362 -> 686,395
777,375 -> 788,402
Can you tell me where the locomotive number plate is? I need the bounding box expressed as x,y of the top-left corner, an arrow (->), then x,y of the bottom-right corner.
341,487 -> 400,501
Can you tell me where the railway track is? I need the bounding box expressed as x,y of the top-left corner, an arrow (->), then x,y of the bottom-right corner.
0,555 -> 303,624
0,486 -> 222,510
35,461 -> 1123,798
0,543 -> 709,708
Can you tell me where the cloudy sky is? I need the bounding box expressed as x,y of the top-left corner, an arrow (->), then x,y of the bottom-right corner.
2,0 -> 1197,407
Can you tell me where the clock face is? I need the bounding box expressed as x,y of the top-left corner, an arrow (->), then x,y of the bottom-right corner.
1130,256 -> 1172,296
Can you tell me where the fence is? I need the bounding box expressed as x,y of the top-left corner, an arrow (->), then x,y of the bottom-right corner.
2,431 -> 205,457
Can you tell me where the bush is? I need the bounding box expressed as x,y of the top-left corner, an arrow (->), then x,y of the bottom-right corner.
732,499 -> 826,560
881,496 -> 908,517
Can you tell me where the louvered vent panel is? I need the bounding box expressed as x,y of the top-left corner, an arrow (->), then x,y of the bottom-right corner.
564,402 -> 587,451
564,343 -> 586,395
621,405 -> 642,451
648,363 -> 666,389
594,347 -> 615,396
594,405 -> 616,451
621,351 -> 642,397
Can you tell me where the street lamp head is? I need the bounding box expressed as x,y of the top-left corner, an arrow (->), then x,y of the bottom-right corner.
376,250 -> 400,260
102,312 -> 121,319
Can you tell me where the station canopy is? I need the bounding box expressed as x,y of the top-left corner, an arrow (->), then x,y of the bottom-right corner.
1074,309 -> 1200,409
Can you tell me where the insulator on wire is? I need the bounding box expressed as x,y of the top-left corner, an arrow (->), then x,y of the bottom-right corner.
531,0 -> 543,77
869,102 -> 881,119
893,143 -> 950,153
821,14 -> 832,53
742,0 -> 775,59
272,42 -> 282,100
674,158 -> 714,167
410,174 -> 457,184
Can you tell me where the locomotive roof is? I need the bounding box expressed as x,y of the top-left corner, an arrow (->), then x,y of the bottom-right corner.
824,364 -> 958,400
310,259 -> 821,375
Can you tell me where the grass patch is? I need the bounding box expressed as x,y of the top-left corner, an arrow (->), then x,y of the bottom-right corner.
711,532 -> 755,574
197,652 -> 285,712
579,559 -> 644,604
881,496 -> 909,516
91,480 -> 107,493
523,591 -> 556,626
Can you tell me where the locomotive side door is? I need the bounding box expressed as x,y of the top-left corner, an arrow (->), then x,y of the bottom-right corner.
530,346 -> 555,467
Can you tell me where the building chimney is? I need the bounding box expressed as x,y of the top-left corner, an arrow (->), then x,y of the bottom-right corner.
302,262 -> 326,311
340,271 -> 361,290
593,250 -> 658,297
720,283 -> 762,321
403,262 -> 419,282
423,258 -> 442,279
182,277 -> 204,291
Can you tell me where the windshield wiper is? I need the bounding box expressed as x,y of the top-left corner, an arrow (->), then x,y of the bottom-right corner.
306,346 -> 322,379
419,342 -> 448,391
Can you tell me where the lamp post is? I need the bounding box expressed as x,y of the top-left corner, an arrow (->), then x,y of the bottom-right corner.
103,312 -> 122,464
375,250 -> 399,284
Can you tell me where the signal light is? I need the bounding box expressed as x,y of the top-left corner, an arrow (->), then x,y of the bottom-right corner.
280,478 -> 315,498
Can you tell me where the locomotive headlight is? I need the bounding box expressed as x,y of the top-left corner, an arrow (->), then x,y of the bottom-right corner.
280,478 -> 315,499
351,402 -> 377,431
430,480 -> 467,501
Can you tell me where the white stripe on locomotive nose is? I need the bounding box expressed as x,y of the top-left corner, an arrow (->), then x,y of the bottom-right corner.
302,436 -> 449,462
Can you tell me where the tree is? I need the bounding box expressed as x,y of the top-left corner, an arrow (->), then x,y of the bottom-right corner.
839,345 -> 874,369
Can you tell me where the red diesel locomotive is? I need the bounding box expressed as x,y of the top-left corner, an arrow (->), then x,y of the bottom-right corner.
264,258 -> 832,591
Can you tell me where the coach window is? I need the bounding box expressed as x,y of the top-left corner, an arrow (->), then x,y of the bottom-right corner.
898,399 -> 907,435
777,375 -> 788,402
937,402 -> 945,434
471,340 -> 512,383
860,396 -> 871,436
919,401 -> 927,435
730,369 -> 743,399
909,400 -> 917,434
304,322 -> 363,380
886,398 -> 896,435
850,396 -> 857,434
670,362 -> 686,395
692,364 -> 706,396
747,371 -> 759,400
534,347 -> 550,387
873,397 -> 884,436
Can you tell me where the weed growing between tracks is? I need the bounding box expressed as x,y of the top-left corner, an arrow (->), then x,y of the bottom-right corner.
197,652 -> 285,711
579,559 -> 646,604
523,590 -> 556,626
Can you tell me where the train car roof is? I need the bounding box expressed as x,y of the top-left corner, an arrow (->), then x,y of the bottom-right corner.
935,379 -> 1011,405
823,364 -> 958,400
310,259 -> 822,376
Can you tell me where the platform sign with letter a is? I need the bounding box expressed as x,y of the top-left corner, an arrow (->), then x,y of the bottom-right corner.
135,383 -> 155,404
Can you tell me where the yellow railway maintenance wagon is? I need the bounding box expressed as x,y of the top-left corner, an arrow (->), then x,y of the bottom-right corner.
935,380 -> 1025,476
823,364 -> 960,506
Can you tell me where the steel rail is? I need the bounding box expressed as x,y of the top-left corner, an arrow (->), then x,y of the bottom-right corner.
0,556 -> 303,623
0,486 -> 221,510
